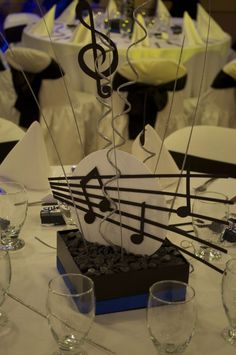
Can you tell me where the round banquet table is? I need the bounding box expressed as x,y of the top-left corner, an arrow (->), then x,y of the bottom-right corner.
1,169 -> 236,355
22,19 -> 231,99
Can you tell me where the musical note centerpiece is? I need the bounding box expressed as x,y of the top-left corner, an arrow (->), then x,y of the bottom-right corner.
51,149 -> 168,255
51,0 -> 233,277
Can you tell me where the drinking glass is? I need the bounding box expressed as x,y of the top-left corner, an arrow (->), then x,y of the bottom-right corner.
0,250 -> 11,328
147,280 -> 196,355
156,13 -> 170,34
221,258 -> 236,346
120,17 -> 132,38
46,273 -> 95,355
192,191 -> 229,262
0,181 -> 28,251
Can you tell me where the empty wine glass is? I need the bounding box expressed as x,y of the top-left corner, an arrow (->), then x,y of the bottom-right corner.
46,273 -> 95,355
0,181 -> 28,251
147,280 -> 197,354
0,250 -> 11,328
192,191 -> 229,262
221,258 -> 236,346
120,17 -> 132,38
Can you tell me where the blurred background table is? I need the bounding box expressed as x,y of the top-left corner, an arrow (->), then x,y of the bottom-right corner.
22,15 -> 231,98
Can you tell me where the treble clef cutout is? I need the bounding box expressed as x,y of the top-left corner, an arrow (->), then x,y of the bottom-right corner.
76,0 -> 119,98
130,202 -> 146,245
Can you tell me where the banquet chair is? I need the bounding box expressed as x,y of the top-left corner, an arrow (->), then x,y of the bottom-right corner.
4,46 -> 101,165
0,55 -> 19,123
3,13 -> 40,44
183,59 -> 236,129
100,58 -> 188,152
164,125 -> 236,178
0,117 -> 25,163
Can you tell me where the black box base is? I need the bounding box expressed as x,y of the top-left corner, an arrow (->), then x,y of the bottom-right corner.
57,230 -> 189,315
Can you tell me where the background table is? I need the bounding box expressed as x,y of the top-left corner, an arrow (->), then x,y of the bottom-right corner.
22,20 -> 231,98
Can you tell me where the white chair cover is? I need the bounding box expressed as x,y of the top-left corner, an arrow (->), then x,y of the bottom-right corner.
164,125 -> 236,166
29,5 -> 56,36
57,0 -> 78,24
183,11 -> 204,46
183,59 -> 236,129
224,59 -> 236,79
119,59 -> 187,140
5,46 -> 101,165
3,12 -> 40,30
97,58 -> 187,151
0,67 -> 19,124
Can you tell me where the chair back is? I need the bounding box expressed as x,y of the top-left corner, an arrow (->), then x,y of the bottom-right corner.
3,13 -> 40,43
5,46 -> 63,128
113,58 -> 187,140
164,125 -> 236,177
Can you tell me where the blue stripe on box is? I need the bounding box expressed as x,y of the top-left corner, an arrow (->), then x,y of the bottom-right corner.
57,258 -> 148,314
57,258 -> 186,315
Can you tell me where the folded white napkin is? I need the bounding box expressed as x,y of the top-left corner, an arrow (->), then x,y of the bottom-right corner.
70,15 -> 91,44
131,125 -> 179,189
131,13 -> 150,47
197,3 -> 228,41
183,11 -> 203,46
107,0 -> 118,17
158,0 -> 170,17
57,0 -> 78,23
29,5 -> 56,36
0,122 -> 50,190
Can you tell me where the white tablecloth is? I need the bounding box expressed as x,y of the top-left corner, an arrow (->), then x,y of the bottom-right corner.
1,174 -> 236,355
22,20 -> 231,99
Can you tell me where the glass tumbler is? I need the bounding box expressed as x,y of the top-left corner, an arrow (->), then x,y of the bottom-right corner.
0,250 -> 11,328
221,258 -> 236,346
147,280 -> 197,355
46,273 -> 95,355
192,191 -> 229,262
0,181 -> 28,251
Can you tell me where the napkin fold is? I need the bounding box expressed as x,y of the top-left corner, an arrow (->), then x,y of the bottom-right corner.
29,5 -> 56,36
197,3 -> 227,41
131,125 -> 179,189
107,0 -> 118,17
131,13 -> 150,47
158,0 -> 170,17
0,122 -> 50,190
183,11 -> 203,46
57,0 -> 78,24
70,15 -> 91,44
